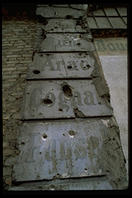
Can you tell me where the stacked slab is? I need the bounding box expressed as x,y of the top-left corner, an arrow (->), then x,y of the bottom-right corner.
11,5 -> 127,190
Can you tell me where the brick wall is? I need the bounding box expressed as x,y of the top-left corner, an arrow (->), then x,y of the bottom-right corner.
2,17 -> 36,189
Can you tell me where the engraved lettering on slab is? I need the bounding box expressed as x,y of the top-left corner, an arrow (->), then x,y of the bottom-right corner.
84,91 -> 95,105
58,92 -> 70,112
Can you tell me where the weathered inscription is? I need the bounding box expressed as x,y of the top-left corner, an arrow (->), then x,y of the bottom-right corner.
13,119 -> 107,181
27,53 -> 96,79
22,80 -> 112,119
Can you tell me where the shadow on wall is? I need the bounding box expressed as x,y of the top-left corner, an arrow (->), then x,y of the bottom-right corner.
2,3 -> 36,20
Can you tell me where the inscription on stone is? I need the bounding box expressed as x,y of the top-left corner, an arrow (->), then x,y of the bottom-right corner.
13,119 -> 107,181
22,80 -> 112,119
37,34 -> 94,52
27,53 -> 96,79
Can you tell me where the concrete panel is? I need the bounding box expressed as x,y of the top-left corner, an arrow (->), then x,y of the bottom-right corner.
27,52 -> 97,79
40,19 -> 89,33
37,33 -> 94,52
13,119 -> 110,181
117,7 -> 127,16
10,176 -> 113,190
104,8 -> 118,16
86,17 -> 97,29
95,17 -> 111,29
36,6 -> 85,18
109,17 -> 126,29
22,80 -> 113,119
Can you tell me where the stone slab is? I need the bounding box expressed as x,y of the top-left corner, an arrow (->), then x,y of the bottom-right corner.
93,9 -> 105,16
27,52 -> 97,79
95,17 -> 111,29
10,176 -> 113,190
13,119 -> 110,181
86,17 -> 97,29
37,33 -> 94,52
117,7 -> 127,16
39,19 -> 89,33
109,17 -> 126,29
123,17 -> 127,25
104,8 -> 118,16
22,80 -> 112,120
36,6 -> 85,18
70,4 -> 88,11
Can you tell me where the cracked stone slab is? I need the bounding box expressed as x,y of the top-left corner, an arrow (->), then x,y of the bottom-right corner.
13,119 -> 110,181
36,6 -> 86,18
21,80 -> 112,119
10,176 -> 113,190
36,33 -> 94,52
27,52 -> 98,79
38,19 -> 89,33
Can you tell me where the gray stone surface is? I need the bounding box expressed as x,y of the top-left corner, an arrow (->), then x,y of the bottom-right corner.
13,119 -> 108,181
95,17 -> 111,29
109,17 -> 126,29
104,8 -> 118,16
93,9 -> 105,16
21,80 -> 113,119
10,176 -> 113,190
27,52 -> 97,79
117,7 -> 127,16
37,33 -> 94,52
86,17 -> 97,29
39,19 -> 89,33
36,6 -> 85,18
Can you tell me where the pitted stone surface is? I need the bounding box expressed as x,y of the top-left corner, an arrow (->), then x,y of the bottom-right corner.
22,80 -> 112,119
36,33 -> 94,52
13,119 -> 110,181
27,52 -> 98,79
39,19 -> 89,33
36,6 -> 85,18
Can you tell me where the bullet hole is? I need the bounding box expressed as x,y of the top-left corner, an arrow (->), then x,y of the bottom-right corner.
59,108 -> 63,111
41,29 -> 47,39
84,168 -> 88,171
33,70 -> 40,74
42,133 -> 47,141
65,15 -> 73,19
43,98 -> 53,105
68,130 -> 76,137
63,133 -> 65,136
86,64 -> 91,69
21,142 -> 25,145
51,28 -> 54,31
62,83 -> 73,97
39,54 -> 43,57
40,152 -> 42,154
67,65 -> 72,69
77,42 -> 81,45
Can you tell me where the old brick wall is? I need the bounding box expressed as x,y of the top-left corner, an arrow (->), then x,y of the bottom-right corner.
2,16 -> 36,188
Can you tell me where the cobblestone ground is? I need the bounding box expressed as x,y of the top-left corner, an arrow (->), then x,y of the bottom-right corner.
2,16 -> 36,188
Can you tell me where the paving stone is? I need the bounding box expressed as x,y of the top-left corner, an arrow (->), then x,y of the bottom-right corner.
22,80 -> 112,120
109,17 -> 126,29
86,17 -> 97,29
37,33 -> 93,52
93,9 -> 105,16
123,17 -> 127,24
13,119 -> 111,181
36,6 -> 85,18
104,8 -> 118,16
9,176 -> 113,190
27,52 -> 97,79
117,7 -> 127,16
39,19 -> 89,33
95,17 -> 111,29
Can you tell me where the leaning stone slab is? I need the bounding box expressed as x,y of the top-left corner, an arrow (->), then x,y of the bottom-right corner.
36,33 -> 94,52
21,80 -> 112,120
27,52 -> 98,79
36,6 -> 85,18
12,118 -> 127,189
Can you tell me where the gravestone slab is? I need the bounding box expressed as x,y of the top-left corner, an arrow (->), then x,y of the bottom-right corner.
22,80 -> 112,120
109,17 -> 126,29
36,6 -> 85,18
95,17 -> 111,29
37,33 -> 94,52
27,52 -> 97,79
39,19 -> 89,33
13,119 -> 110,181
